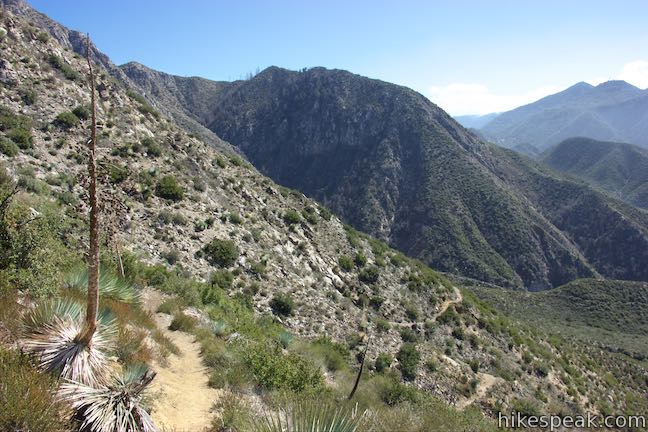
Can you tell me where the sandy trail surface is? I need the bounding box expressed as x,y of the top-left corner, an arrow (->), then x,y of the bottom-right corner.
142,289 -> 219,432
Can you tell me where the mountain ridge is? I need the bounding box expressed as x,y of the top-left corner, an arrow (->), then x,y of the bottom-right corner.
2,1 -> 648,427
542,137 -> 648,210
121,64 -> 648,290
480,80 -> 648,152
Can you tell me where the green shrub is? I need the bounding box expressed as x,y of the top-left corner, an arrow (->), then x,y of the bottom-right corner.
244,344 -> 323,392
0,106 -> 32,132
6,128 -> 32,149
108,164 -> 128,183
359,266 -> 379,284
126,90 -> 159,119
162,249 -> 181,265
437,306 -> 459,325
375,352 -> 393,373
53,111 -> 80,129
46,54 -> 78,80
215,392 -> 252,430
370,295 -> 384,310
249,260 -> 266,276
375,318 -> 391,332
318,206 -> 332,221
511,398 -> 542,417
302,206 -> 318,225
72,105 -> 91,120
147,143 -> 162,157
0,349 -> 71,432
0,138 -> 18,156
200,283 -> 225,305
0,188 -> 71,296
215,157 -> 226,168
312,336 -> 349,372
140,137 -> 155,147
452,326 -> 465,340
229,155 -> 244,167
283,209 -> 301,225
270,292 -> 294,316
169,312 -> 196,331
36,31 -> 49,43
157,298 -> 183,315
354,252 -> 367,267
229,212 -> 242,224
155,175 -> 184,201
403,304 -> 419,321
210,270 -> 234,290
426,358 -> 438,372
397,343 -> 420,381
56,191 -> 77,206
201,238 -> 239,267
20,88 -> 36,106
400,328 -> 419,343
338,255 -> 353,272
469,359 -> 480,373
379,375 -> 420,405
193,178 -> 207,192
534,362 -> 549,377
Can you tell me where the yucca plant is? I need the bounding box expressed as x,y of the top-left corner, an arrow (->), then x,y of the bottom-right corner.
253,403 -> 366,432
21,298 -> 117,386
65,266 -> 139,304
59,364 -> 158,432
211,319 -> 229,337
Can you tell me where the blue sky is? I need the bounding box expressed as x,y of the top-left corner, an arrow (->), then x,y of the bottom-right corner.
29,0 -> 648,115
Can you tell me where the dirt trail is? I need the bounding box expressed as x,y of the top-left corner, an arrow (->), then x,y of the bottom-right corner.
142,289 -> 219,432
389,286 -> 463,329
457,372 -> 499,410
431,286 -> 463,322
427,288 -> 499,410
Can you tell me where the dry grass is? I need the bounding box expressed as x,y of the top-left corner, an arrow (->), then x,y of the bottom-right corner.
0,348 -> 72,432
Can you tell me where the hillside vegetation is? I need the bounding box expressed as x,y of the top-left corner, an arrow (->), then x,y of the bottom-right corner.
1,1 -> 648,431
542,137 -> 648,210
123,64 -> 648,291
471,279 -> 648,365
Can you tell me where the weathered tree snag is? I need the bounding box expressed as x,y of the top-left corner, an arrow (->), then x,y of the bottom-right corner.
77,34 -> 100,346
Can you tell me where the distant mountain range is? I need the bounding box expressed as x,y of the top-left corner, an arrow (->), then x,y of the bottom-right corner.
122,64 -> 648,290
453,113 -> 499,129
475,81 -> 648,154
542,137 -> 648,210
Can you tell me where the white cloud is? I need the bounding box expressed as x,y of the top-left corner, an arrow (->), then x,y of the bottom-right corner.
617,60 -> 648,89
428,59 -> 648,116
426,83 -> 563,116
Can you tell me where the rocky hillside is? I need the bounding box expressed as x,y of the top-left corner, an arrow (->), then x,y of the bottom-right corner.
542,137 -> 648,210
3,2 -> 648,427
122,64 -> 648,290
480,80 -> 648,152
0,0 -> 233,155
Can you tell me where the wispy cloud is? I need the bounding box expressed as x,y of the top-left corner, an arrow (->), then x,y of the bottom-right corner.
617,60 -> 648,89
426,83 -> 563,116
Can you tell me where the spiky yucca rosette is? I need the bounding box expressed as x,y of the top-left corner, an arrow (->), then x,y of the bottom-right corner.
59,365 -> 158,432
21,299 -> 117,386
253,402 -> 366,432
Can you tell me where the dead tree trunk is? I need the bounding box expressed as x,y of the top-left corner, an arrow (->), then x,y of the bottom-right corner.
77,34 -> 100,346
